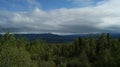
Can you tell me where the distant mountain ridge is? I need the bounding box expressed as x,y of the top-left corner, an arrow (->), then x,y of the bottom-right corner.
14,33 -> 75,43
1,33 -> 120,43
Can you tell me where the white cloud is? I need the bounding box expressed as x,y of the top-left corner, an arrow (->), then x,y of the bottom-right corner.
0,0 -> 120,34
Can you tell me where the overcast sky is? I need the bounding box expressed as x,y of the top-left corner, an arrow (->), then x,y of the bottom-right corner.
0,0 -> 119,34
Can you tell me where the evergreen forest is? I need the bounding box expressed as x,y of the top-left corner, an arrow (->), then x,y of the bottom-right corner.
0,32 -> 120,67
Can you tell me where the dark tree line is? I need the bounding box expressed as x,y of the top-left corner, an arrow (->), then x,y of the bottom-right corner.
0,32 -> 120,67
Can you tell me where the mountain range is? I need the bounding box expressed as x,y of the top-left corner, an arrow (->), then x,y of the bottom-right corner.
10,33 -> 120,43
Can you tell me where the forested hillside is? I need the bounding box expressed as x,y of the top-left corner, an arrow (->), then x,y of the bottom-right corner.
0,32 -> 120,67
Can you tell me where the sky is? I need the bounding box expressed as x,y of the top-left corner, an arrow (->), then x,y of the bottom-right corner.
0,0 -> 120,34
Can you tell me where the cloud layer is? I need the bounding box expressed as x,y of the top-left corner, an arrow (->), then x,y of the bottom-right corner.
0,0 -> 120,34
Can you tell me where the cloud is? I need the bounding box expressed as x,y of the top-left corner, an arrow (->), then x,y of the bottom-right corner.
0,0 -> 40,11
0,0 -> 120,34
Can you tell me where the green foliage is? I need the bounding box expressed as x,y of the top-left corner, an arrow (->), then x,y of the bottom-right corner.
0,32 -> 120,67
0,33 -> 36,67
39,60 -> 56,67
